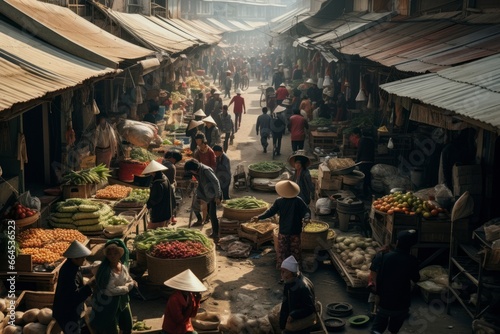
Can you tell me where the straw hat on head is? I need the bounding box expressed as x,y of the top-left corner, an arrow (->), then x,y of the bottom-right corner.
202,115 -> 217,125
213,89 -> 221,95
103,242 -> 125,257
281,255 -> 299,273
236,88 -> 242,94
188,120 -> 204,131
288,151 -> 311,167
194,109 -> 206,117
275,180 -> 300,198
274,105 -> 286,113
142,160 -> 167,175
159,90 -> 169,98
305,78 -> 316,85
164,269 -> 207,292
280,83 -> 286,87
63,240 -> 91,258
226,70 -> 232,74
281,99 -> 291,106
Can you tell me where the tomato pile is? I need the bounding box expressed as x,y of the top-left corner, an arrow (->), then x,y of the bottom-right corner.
150,240 -> 208,259
373,191 -> 447,218
3,202 -> 37,220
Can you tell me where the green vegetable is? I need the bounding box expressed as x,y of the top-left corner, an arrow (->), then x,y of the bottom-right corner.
130,147 -> 160,163
162,138 -> 173,145
134,227 -> 212,251
224,196 -> 268,209
248,161 -> 284,172
309,117 -> 332,126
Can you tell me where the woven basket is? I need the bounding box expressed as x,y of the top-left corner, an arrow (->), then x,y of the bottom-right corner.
3,212 -> 40,228
240,220 -> 277,236
135,248 -> 148,268
146,244 -> 216,284
222,205 -> 268,221
301,221 -> 329,250
248,164 -> 282,179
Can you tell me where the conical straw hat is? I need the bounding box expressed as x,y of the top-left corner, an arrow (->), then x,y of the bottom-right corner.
188,120 -> 205,131
63,240 -> 91,258
275,180 -> 300,198
288,152 -> 311,167
194,109 -> 206,117
164,269 -> 207,292
142,160 -> 167,175
202,115 -> 217,125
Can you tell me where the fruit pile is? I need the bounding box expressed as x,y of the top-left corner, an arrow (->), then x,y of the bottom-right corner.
17,228 -> 86,264
2,203 -> 37,220
372,192 -> 446,218
150,240 -> 208,259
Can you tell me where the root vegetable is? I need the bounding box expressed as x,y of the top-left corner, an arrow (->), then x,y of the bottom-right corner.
14,311 -> 24,325
37,308 -> 53,325
22,309 -> 40,323
4,325 -> 22,334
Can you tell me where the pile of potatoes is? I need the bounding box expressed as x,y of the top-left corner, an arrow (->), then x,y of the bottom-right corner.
0,298 -> 54,334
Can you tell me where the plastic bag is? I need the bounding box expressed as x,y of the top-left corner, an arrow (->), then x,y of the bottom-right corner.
435,183 -> 454,209
383,175 -> 412,193
226,241 -> 253,258
315,198 -> 332,215
370,164 -> 398,178
18,191 -> 41,211
417,280 -> 446,293
116,119 -> 162,148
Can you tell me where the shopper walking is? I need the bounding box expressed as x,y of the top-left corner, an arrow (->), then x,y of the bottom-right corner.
288,109 -> 309,153
219,105 -> 234,153
213,145 -> 231,200
256,107 -> 272,153
228,89 -> 246,132
271,105 -> 287,156
289,153 -> 314,205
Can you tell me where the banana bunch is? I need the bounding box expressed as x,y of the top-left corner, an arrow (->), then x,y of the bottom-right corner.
63,164 -> 111,185
132,321 -> 151,331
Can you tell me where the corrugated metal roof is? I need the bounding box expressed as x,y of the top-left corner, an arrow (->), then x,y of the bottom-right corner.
168,19 -> 221,45
102,9 -> 198,54
147,16 -> 203,46
270,7 -> 311,35
0,21 -> 115,114
327,14 -> 500,73
0,0 -> 153,68
379,54 -> 500,131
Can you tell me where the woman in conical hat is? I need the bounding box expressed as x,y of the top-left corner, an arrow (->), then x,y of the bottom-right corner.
53,241 -> 93,333
143,160 -> 174,229
162,269 -> 206,334
288,152 -> 314,205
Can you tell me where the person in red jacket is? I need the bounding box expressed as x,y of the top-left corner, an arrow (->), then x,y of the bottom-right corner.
287,109 -> 309,153
275,83 -> 289,106
162,269 -> 206,334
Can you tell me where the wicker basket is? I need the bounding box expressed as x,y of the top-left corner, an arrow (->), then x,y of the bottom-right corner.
301,221 -> 329,250
240,221 -> 277,236
3,212 -> 40,228
146,245 -> 216,284
135,248 -> 148,268
222,205 -> 268,221
248,164 -> 282,179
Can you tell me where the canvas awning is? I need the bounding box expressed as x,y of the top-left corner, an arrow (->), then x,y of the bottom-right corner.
0,21 -> 116,118
380,54 -> 500,133
161,18 -> 221,45
0,0 -> 154,68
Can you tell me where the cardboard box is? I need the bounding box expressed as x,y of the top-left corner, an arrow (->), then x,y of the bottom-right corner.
62,184 -> 90,199
318,176 -> 342,191
80,155 -> 96,169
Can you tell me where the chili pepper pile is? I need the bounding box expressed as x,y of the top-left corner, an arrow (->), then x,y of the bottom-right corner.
150,240 -> 208,259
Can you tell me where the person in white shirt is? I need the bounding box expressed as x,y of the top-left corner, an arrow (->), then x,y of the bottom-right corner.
94,114 -> 117,168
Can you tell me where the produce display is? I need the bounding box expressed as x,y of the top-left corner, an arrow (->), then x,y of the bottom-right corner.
150,240 -> 208,259
223,196 -> 268,210
130,147 -> 160,163
303,222 -> 328,232
333,235 -> 380,282
115,189 -> 150,207
240,221 -> 276,235
49,199 -> 114,233
372,191 -> 447,217
309,118 -> 332,127
309,169 -> 318,178
132,320 -> 152,331
162,138 -> 173,145
327,158 -> 355,171
17,228 -> 86,264
248,161 -> 284,172
62,164 -> 110,185
2,202 -> 37,220
0,305 -> 53,334
107,216 -> 130,226
134,227 -> 212,252
95,185 -> 132,199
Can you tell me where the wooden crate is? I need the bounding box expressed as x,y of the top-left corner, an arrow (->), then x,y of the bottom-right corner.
1,259 -> 66,291
237,229 -> 273,249
219,218 -> 240,236
420,218 -> 470,243
62,184 -> 90,199
15,290 -> 55,310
